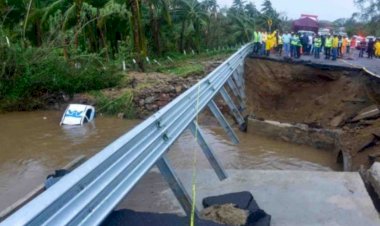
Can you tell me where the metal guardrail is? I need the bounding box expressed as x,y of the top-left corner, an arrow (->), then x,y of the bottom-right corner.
1,43 -> 253,226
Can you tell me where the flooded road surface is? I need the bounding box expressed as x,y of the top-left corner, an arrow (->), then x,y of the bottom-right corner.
0,111 -> 339,212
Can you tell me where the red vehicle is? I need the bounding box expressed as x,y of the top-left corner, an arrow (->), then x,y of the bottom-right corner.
352,35 -> 365,50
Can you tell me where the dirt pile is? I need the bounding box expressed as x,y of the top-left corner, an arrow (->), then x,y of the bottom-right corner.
200,204 -> 248,226
245,58 -> 380,170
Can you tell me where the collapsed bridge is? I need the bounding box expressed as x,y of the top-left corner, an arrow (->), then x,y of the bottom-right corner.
0,44 -> 252,226
2,44 -> 380,226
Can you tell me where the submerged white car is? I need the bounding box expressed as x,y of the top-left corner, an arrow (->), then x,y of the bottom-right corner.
60,104 -> 95,126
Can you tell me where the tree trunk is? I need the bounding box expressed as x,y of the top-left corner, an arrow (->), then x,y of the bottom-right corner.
74,4 -> 83,50
180,20 -> 186,52
63,37 -> 69,60
149,4 -> 161,55
130,0 -> 145,71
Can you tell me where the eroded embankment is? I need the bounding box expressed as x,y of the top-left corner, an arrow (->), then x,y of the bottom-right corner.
245,57 -> 380,171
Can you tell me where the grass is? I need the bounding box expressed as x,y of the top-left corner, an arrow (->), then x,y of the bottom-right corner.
149,50 -> 235,77
157,63 -> 204,77
91,90 -> 135,118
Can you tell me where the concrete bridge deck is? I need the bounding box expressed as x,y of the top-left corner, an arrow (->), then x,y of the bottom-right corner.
258,50 -> 380,77
119,169 -> 380,226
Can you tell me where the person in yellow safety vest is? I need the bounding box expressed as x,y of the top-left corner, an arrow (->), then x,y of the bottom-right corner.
314,35 -> 322,59
332,34 -> 339,61
261,32 -> 268,55
277,33 -> 283,56
342,36 -> 348,56
343,36 -> 351,54
324,35 -> 333,59
273,34 -> 277,48
265,31 -> 277,56
291,33 -> 301,58
375,39 -> 380,58
252,31 -> 260,55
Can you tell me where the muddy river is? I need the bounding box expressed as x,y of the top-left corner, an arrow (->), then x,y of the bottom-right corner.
0,111 -> 339,211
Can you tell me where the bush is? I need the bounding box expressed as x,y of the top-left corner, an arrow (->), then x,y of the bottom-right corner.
0,44 -> 121,111
92,91 -> 135,119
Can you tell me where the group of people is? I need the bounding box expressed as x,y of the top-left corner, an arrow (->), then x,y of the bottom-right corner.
252,31 -> 380,61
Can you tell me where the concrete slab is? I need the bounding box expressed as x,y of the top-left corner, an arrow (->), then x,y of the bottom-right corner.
264,49 -> 380,77
119,169 -> 380,226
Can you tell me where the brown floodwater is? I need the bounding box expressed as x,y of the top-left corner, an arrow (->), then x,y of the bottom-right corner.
0,111 -> 339,212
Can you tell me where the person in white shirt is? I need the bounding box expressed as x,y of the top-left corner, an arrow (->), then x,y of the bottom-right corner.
282,32 -> 291,57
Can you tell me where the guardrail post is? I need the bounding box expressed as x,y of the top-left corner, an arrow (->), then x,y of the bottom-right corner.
227,77 -> 245,111
156,156 -> 194,216
219,87 -> 247,132
189,121 -> 227,180
207,100 -> 239,144
232,70 -> 246,100
238,63 -> 245,88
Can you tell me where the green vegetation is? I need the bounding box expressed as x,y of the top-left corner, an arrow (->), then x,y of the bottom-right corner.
0,43 -> 121,111
154,50 -> 233,77
352,0 -> 380,36
320,1 -> 380,37
159,63 -> 204,77
0,0 -> 283,112
92,90 -> 135,118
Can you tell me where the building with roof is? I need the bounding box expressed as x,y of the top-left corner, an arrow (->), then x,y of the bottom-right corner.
293,14 -> 319,34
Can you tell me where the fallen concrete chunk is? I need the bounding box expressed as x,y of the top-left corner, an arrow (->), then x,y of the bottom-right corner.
368,162 -> 380,198
352,105 -> 380,122
330,113 -> 346,128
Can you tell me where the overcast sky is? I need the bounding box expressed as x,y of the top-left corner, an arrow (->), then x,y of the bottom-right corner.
217,0 -> 358,21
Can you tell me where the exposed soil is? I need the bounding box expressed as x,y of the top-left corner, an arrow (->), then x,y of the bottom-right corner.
200,204 -> 248,226
245,57 -> 380,170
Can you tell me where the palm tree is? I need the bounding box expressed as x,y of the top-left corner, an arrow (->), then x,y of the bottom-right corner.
22,0 -> 48,46
174,0 -> 209,51
201,0 -> 218,16
42,0 -> 87,50
128,0 -> 146,70
201,0 -> 218,47
260,0 -> 280,31
232,0 -> 246,14
98,1 -> 131,56
146,0 -> 171,55
230,15 -> 254,43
